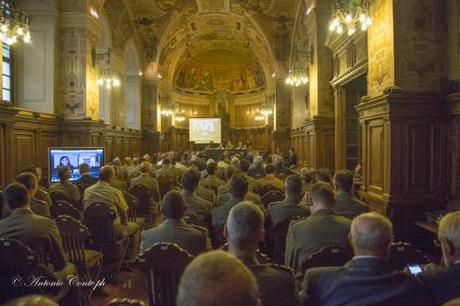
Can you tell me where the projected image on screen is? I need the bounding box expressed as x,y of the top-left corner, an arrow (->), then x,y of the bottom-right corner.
189,118 -> 222,144
49,148 -> 105,183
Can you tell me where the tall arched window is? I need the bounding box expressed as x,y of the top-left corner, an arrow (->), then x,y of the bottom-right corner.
124,42 -> 141,130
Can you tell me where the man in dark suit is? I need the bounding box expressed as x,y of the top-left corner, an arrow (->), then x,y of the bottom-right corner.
225,201 -> 297,306
142,190 -> 210,255
74,163 -> 98,187
182,168 -> 212,226
299,212 -> 428,306
14,172 -> 50,217
285,182 -> 351,270
0,183 -> 74,277
267,174 -> 310,227
333,170 -> 369,220
419,211 -> 460,305
286,148 -> 297,169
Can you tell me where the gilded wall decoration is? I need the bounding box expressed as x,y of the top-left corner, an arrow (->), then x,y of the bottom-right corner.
61,28 -> 86,118
367,0 -> 395,97
86,42 -> 99,119
104,0 -> 135,52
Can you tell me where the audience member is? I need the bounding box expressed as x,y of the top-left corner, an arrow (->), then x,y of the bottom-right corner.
299,212 -> 428,306
170,155 -> 185,183
177,251 -> 261,306
110,166 -> 128,191
216,166 -> 262,207
286,148 -> 297,169
285,182 -> 351,270
201,162 -> 225,188
74,163 -> 98,187
13,172 -> 50,217
142,190 -> 209,255
19,165 -> 52,206
316,168 -> 333,185
300,168 -> 314,206
256,163 -> 284,191
49,166 -> 80,203
155,158 -> 175,179
128,157 -> 141,180
181,168 -> 212,226
267,174 -> 310,227
118,157 -> 132,181
334,170 -> 369,219
217,165 -> 236,195
129,162 -> 160,199
225,201 -> 297,306
84,166 -> 140,261
239,159 -> 257,192
0,183 -> 74,278
217,154 -> 229,169
212,174 -> 250,228
247,156 -> 265,179
419,211 -> 460,305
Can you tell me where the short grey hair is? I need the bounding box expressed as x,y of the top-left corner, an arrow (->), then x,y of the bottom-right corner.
140,162 -> 151,173
227,201 -> 264,249
254,156 -> 263,166
438,211 -> 460,253
112,157 -> 121,166
231,157 -> 240,169
177,251 -> 259,306
350,212 -> 393,253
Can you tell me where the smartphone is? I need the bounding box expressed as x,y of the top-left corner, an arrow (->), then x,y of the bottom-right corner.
407,264 -> 423,275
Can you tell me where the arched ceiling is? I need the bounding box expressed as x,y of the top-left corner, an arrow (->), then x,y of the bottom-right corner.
124,0 -> 298,89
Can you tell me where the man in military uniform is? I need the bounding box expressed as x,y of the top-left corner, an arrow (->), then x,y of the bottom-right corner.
217,166 -> 235,195
217,166 -> 261,207
74,163 -> 98,187
20,165 -> 52,206
201,162 -> 225,188
333,170 -> 369,220
266,174 -> 310,227
13,172 -> 50,217
129,162 -> 160,199
182,168 -> 212,226
49,166 -> 81,203
142,190 -> 210,255
239,159 -> 258,192
255,164 -> 284,191
225,201 -> 297,306
285,182 -> 351,270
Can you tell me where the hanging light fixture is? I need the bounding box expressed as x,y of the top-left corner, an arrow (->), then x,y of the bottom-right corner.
0,0 -> 31,45
97,48 -> 121,89
285,46 -> 312,88
160,95 -> 173,116
260,93 -> 274,116
255,110 -> 265,121
174,104 -> 186,122
328,0 -> 372,36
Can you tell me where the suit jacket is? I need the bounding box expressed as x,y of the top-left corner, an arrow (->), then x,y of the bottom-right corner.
256,174 -> 285,191
49,181 -> 81,203
216,191 -> 262,208
74,174 -> 98,187
182,190 -> 212,226
300,257 -> 429,306
142,218 -> 209,256
129,173 -> 160,198
241,258 -> 298,306
285,209 -> 351,270
335,191 -> 369,220
267,200 -> 310,226
0,208 -> 67,271
419,262 -> 460,305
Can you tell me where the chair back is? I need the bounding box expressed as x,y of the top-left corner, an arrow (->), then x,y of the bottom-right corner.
184,214 -> 209,230
83,202 -> 117,244
129,185 -> 155,215
220,243 -> 272,264
275,172 -> 289,181
138,242 -> 194,306
389,241 -> 430,271
261,190 -> 285,208
50,191 -> 78,208
300,246 -> 353,273
55,215 -> 90,266
51,200 -> 81,220
0,238 -> 58,303
107,298 -> 147,306
255,184 -> 278,197
76,183 -> 90,195
123,191 -> 140,223
266,218 -> 299,264
157,174 -> 176,199
252,172 -> 265,179
211,225 -> 226,249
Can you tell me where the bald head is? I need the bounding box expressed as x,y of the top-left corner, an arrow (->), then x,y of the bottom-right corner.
177,251 -> 259,306
99,165 -> 114,182
350,212 -> 393,259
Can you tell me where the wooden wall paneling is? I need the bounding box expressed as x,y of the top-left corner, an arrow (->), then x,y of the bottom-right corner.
13,130 -> 36,175
39,133 -> 58,175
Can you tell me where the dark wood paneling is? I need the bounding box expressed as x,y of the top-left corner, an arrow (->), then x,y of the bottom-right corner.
13,131 -> 36,173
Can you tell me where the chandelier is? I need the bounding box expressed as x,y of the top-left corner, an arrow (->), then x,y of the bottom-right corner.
1,0 -> 31,44
328,0 -> 372,36
255,111 -> 265,121
285,67 -> 309,87
174,105 -> 186,122
97,48 -> 121,89
160,95 -> 173,116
